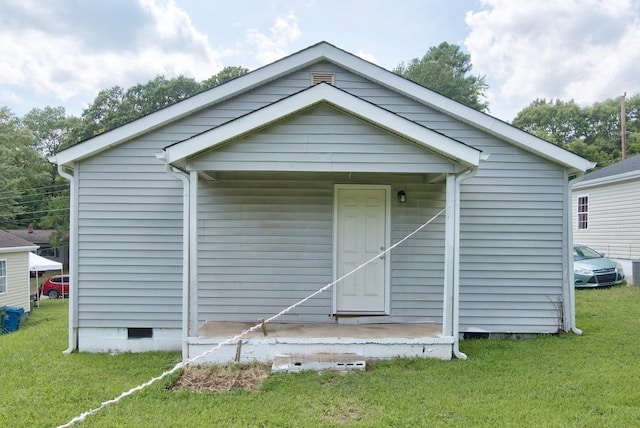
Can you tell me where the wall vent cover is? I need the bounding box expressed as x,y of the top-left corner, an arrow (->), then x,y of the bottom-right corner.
311,72 -> 335,85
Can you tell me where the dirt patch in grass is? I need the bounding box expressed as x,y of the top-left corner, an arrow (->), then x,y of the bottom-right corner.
319,398 -> 363,424
171,363 -> 271,393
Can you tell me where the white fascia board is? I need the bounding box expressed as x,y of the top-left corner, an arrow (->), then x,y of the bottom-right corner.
54,46 -> 331,166
163,84 -> 481,167
54,41 -> 589,172
0,246 -> 39,254
572,169 -> 640,190
320,46 -> 594,173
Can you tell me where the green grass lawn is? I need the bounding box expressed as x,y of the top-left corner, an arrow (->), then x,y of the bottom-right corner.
2,286 -> 640,427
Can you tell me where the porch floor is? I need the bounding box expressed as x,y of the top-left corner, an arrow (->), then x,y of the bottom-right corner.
197,321 -> 442,339
190,322 -> 452,364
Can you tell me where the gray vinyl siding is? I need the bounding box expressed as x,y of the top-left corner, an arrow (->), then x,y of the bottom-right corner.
153,61 -> 450,144
572,178 -> 640,259
75,138 -> 184,328
458,151 -> 567,333
196,172 -> 446,324
75,59 -> 568,334
189,104 -> 456,173
390,179 -> 447,319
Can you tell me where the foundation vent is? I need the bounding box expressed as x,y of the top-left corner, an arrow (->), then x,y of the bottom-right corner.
128,327 -> 153,339
272,353 -> 366,373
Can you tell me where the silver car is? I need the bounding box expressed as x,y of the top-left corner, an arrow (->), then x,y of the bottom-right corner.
574,245 -> 625,288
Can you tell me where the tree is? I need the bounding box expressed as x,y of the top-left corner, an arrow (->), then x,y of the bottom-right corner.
22,106 -> 76,156
512,94 -> 640,168
73,75 -> 202,142
70,68 -> 250,144
512,99 -> 587,147
76,85 -> 127,141
565,139 -> 612,167
201,66 -> 249,90
121,75 -> 201,119
0,107 -> 51,229
393,42 -> 489,112
625,94 -> 640,155
39,191 -> 69,249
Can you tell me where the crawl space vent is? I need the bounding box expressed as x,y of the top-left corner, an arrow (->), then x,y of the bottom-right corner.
128,328 -> 153,339
271,353 -> 366,373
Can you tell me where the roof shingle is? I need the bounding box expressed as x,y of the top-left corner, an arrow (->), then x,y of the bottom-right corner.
0,230 -> 38,249
582,154 -> 640,182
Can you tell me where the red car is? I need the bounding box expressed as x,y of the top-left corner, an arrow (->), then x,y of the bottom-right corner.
40,275 -> 69,299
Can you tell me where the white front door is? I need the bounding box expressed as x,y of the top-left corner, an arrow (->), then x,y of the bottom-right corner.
335,185 -> 389,313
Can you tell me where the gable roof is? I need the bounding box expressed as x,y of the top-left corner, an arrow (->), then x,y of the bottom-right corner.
53,41 -> 593,174
159,83 -> 482,168
6,229 -> 54,245
573,154 -> 640,189
0,230 -> 39,253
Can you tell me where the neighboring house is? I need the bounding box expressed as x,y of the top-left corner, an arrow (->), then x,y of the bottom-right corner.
7,225 -> 69,267
572,154 -> 640,259
0,230 -> 38,312
51,42 -> 592,363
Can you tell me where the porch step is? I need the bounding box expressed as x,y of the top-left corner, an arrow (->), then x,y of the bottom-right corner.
271,353 -> 366,373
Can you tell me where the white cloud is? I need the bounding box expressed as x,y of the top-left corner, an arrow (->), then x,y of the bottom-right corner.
464,0 -> 640,120
245,12 -> 302,64
0,0 -> 223,111
356,50 -> 377,64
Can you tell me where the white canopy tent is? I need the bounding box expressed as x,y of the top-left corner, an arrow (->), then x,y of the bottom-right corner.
29,252 -> 63,272
29,252 -> 63,305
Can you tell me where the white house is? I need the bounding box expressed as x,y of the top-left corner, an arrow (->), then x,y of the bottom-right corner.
0,230 -> 38,313
52,42 -> 593,363
572,154 -> 640,260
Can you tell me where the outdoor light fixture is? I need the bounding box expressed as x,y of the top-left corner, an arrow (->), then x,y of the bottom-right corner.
397,190 -> 407,203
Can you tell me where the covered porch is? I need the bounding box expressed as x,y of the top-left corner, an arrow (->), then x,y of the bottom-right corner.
157,83 -> 482,364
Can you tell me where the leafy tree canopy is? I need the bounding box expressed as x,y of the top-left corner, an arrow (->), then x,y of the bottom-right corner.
393,42 -> 489,112
201,66 -> 249,90
22,106 -> 77,157
70,67 -> 249,145
512,94 -> 640,168
0,107 -> 52,228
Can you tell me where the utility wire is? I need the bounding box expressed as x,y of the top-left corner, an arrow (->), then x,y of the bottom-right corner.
0,208 -> 68,219
0,183 -> 68,200
0,194 -> 68,209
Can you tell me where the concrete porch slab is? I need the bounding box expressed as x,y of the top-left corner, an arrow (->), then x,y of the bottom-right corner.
197,321 -> 442,339
189,322 -> 452,364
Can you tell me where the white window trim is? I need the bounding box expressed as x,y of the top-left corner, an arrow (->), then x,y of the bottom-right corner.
0,259 -> 7,294
577,194 -> 589,231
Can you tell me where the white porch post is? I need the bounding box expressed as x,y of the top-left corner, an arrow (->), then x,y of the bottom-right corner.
442,173 -> 456,337
189,171 -> 199,337
452,168 -> 477,359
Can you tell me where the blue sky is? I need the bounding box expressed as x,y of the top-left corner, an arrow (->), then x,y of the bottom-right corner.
1,0 -> 639,122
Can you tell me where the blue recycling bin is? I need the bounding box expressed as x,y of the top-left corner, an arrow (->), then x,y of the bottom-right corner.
3,306 -> 25,333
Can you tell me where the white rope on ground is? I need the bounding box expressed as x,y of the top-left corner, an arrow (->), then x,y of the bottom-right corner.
58,208 -> 446,427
